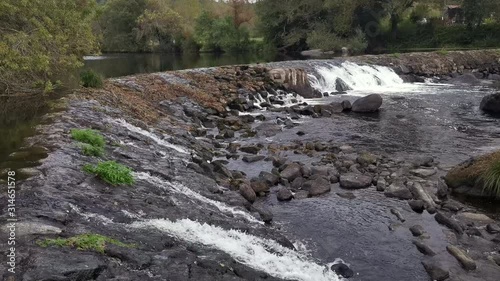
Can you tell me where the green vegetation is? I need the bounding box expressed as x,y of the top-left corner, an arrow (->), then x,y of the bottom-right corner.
71,128 -> 106,157
446,150 -> 500,198
84,161 -> 135,186
80,70 -> 104,88
38,233 -> 133,253
479,160 -> 500,198
71,129 -> 105,148
0,0 -> 99,95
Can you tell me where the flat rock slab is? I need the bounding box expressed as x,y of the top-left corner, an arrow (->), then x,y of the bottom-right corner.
242,155 -> 265,163
339,173 -> 372,189
456,212 -> 494,225
447,245 -> 477,271
410,168 -> 436,178
1,222 -> 62,236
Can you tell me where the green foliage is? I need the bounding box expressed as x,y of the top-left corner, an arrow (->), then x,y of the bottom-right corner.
194,12 -> 251,53
71,129 -> 105,148
83,161 -> 135,186
80,70 -> 104,88
0,0 -> 99,95
479,160 -> 500,198
38,233 -> 133,253
81,144 -> 105,157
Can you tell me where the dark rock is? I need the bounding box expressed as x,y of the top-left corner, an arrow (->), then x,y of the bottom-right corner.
412,156 -> 434,167
435,212 -> 464,235
255,123 -> 282,137
259,171 -> 280,186
280,163 -> 302,181
296,131 -> 306,136
222,130 -> 235,138
22,252 -> 106,281
408,200 -> 425,213
437,178 -> 449,199
352,94 -> 383,113
239,146 -> 261,154
409,225 -> 425,237
480,93 -> 500,113
449,73 -> 481,85
250,179 -> 270,193
335,78 -> 352,92
331,263 -> 354,278
239,183 -> 257,203
341,100 -> 352,111
486,224 -> 500,234
337,192 -> 356,200
277,188 -> 293,201
242,155 -> 265,163
446,245 -> 477,271
255,206 -> 273,223
302,177 -> 331,197
339,173 -> 372,189
384,181 -> 413,200
421,261 -> 450,281
272,156 -> 287,168
413,240 -> 436,256
390,208 -> 405,222
291,177 -> 306,190
493,255 -> 500,266
441,200 -> 464,212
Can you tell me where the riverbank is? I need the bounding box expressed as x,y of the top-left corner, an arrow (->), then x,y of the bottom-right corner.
1,49 -> 500,281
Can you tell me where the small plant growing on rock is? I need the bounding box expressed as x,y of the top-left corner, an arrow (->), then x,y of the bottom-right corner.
37,233 -> 132,253
71,129 -> 105,147
478,160 -> 500,198
84,161 -> 134,186
80,70 -> 104,88
71,129 -> 106,157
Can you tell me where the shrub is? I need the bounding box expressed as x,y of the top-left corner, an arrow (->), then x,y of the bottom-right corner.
478,160 -> 500,198
38,233 -> 132,253
71,129 -> 105,148
84,161 -> 135,186
80,70 -> 104,88
81,144 -> 105,157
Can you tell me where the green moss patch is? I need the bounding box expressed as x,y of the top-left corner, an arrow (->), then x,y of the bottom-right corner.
84,161 -> 134,186
71,128 -> 106,157
38,233 -> 133,253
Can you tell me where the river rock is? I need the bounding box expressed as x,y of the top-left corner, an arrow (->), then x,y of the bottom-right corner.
410,168 -> 436,178
413,240 -> 436,256
259,171 -> 280,186
277,187 -> 293,201
384,182 -> 413,200
239,183 -> 257,203
456,212 -> 494,225
435,212 -> 463,235
302,177 -> 331,197
390,208 -> 405,222
239,146 -> 261,154
341,100 -> 352,111
410,225 -> 425,236
254,207 -> 273,223
449,73 -> 481,85
22,252 -> 106,281
421,261 -> 450,281
446,245 -> 477,271
331,262 -> 354,278
480,93 -> 500,113
408,200 -> 425,213
242,155 -> 265,163
250,179 -> 270,194
352,94 -> 383,113
280,163 -> 302,181
335,78 -> 351,92
486,224 -> 500,234
339,173 -> 372,189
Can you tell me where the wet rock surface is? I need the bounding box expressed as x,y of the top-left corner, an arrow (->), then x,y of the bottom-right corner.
2,52 -> 500,281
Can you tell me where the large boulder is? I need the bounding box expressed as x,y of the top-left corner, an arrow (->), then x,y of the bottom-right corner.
339,173 -> 372,189
302,177 -> 331,197
480,93 -> 500,113
335,78 -> 351,92
352,94 -> 383,113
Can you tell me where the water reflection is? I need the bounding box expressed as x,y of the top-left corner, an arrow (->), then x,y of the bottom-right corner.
84,52 -> 298,78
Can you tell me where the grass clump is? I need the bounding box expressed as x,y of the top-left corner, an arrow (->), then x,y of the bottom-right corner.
478,160 -> 500,198
84,161 -> 134,186
437,49 -> 449,56
38,233 -> 132,254
81,143 -> 105,157
80,70 -> 104,88
71,129 -> 105,148
71,128 -> 106,157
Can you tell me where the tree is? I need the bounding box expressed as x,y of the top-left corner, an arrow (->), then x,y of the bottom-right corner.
0,0 -> 99,95
135,0 -> 184,52
380,0 -> 415,39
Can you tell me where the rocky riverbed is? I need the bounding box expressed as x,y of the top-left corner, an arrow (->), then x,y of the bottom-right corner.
1,50 -> 500,281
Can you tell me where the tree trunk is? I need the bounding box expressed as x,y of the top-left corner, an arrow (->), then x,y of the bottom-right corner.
390,13 -> 399,40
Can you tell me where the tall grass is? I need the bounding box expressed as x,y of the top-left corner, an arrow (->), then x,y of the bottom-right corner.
84,161 -> 134,186
478,160 -> 500,198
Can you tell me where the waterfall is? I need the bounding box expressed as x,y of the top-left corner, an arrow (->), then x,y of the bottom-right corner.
131,218 -> 340,281
113,119 -> 189,154
309,61 -> 411,94
135,172 -> 262,224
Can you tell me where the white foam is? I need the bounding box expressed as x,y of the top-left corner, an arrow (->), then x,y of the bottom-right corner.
309,61 -> 420,94
135,172 -> 262,224
113,119 -> 189,154
131,218 -> 340,281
